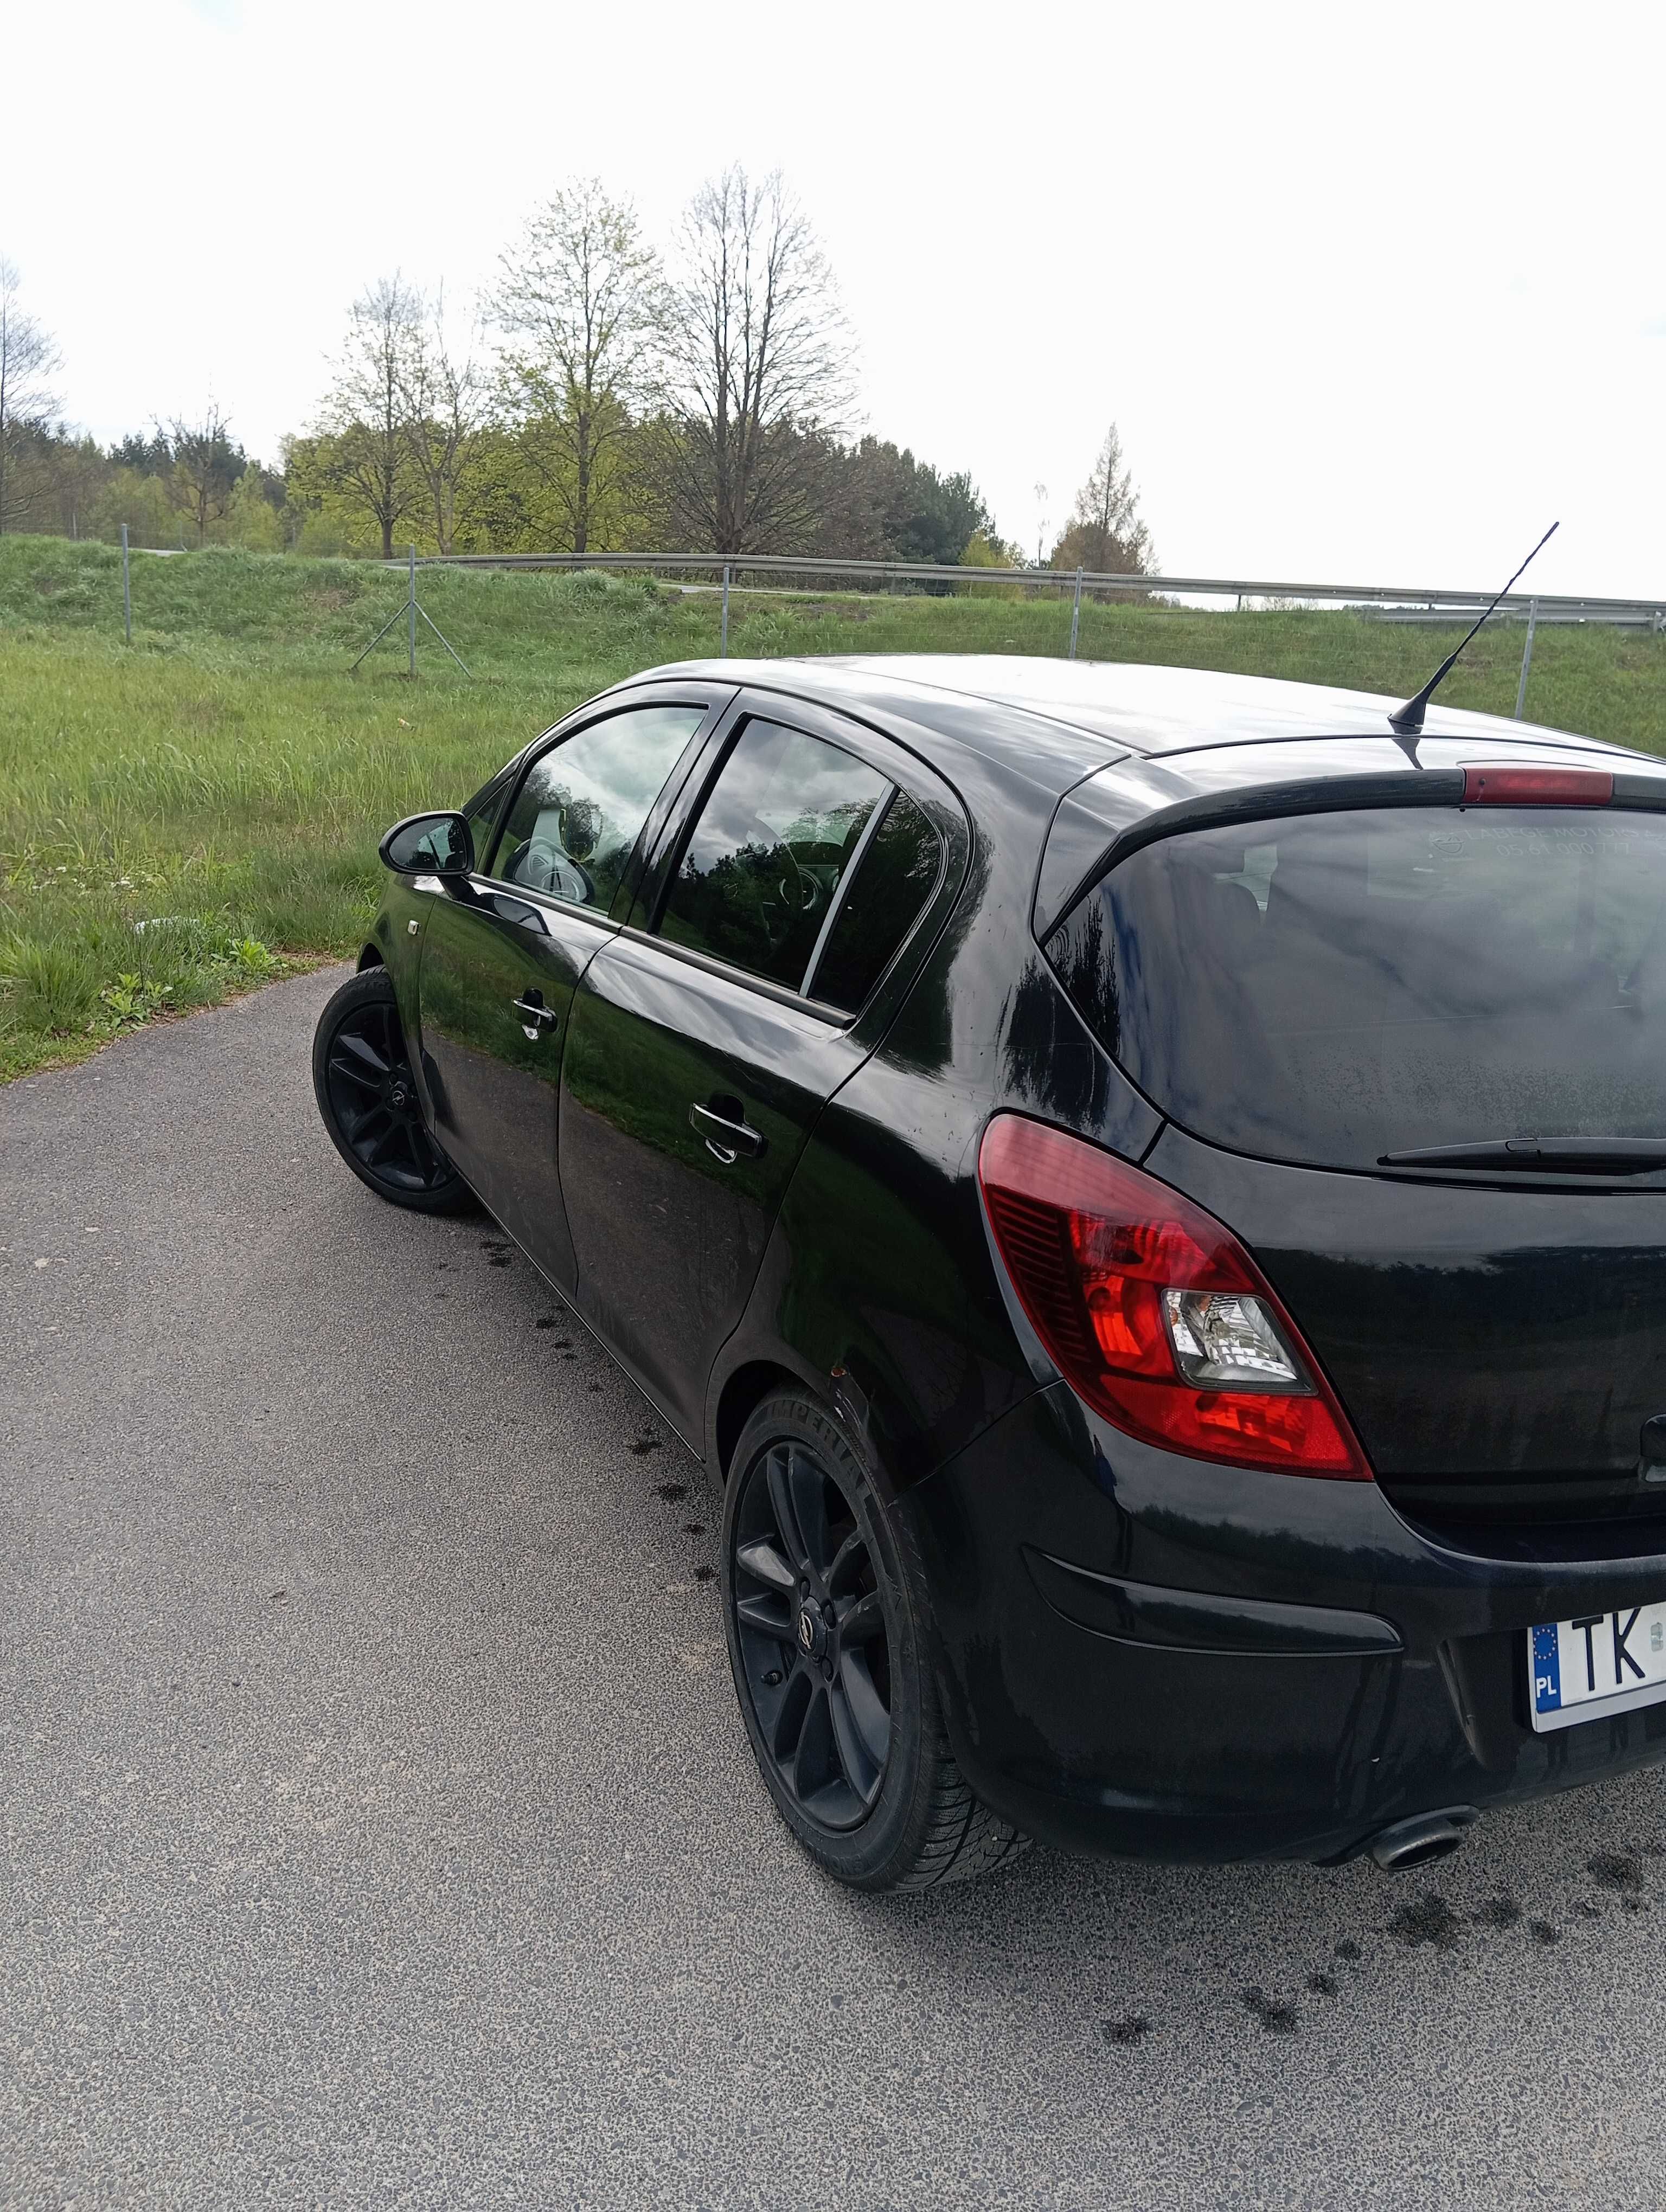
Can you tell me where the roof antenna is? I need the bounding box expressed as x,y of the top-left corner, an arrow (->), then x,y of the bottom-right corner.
1388,520 -> 1559,744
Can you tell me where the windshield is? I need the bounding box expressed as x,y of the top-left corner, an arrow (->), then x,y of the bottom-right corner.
1048,805 -> 1666,1171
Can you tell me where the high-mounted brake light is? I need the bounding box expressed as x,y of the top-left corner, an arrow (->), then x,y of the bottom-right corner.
1462,764 -> 1613,806
977,1116 -> 1371,1478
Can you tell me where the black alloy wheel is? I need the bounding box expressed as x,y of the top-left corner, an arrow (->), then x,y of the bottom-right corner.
732,1433 -> 894,1831
721,1393 -> 1029,1890
311,968 -> 470,1213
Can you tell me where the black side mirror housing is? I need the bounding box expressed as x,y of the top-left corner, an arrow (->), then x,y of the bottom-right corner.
379,811 -> 475,879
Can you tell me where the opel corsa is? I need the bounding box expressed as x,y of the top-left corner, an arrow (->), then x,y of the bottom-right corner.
312,654 -> 1666,1888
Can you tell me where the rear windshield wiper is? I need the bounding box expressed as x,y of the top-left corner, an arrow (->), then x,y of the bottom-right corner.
1380,1138 -> 1666,1172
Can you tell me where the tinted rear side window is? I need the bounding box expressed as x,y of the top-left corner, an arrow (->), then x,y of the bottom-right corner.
658,719 -> 888,992
809,790 -> 942,1013
1049,806 -> 1666,1169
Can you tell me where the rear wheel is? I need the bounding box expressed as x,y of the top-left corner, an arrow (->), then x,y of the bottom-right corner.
721,1391 -> 1029,1891
311,968 -> 471,1213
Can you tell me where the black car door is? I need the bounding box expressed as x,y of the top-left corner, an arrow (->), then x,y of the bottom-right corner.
558,692 -> 957,1443
413,692 -> 725,1287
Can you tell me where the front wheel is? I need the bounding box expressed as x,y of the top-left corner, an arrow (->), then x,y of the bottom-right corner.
721,1391 -> 1029,1891
311,967 -> 471,1213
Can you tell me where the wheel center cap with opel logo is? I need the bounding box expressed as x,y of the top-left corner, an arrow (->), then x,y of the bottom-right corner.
796,1603 -> 827,1660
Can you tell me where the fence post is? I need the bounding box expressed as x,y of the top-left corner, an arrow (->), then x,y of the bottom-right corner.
408,547 -> 418,679
720,563 -> 731,657
121,523 -> 132,645
1068,565 -> 1084,659
1514,596 -> 1539,721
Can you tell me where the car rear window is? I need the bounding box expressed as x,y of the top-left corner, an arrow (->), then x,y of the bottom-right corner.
1047,806 -> 1666,1170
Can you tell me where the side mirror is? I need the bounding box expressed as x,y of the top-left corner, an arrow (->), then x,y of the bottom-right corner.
379,811 -> 475,879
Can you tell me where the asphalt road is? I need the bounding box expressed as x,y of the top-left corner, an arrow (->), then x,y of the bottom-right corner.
5,967 -> 1666,2211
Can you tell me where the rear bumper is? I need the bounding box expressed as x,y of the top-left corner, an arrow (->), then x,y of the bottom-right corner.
898,1383 -> 1666,1863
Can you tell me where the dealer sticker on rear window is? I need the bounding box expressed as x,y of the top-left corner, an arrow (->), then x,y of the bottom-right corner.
1529,1605 -> 1666,1733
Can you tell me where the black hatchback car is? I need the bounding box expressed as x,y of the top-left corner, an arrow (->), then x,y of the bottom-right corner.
313,654 -> 1666,1890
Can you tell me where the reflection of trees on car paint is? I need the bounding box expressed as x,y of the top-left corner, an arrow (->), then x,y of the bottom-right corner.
562,985 -> 756,1187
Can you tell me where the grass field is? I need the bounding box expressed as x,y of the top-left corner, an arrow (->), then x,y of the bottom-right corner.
2,534 -> 1663,1082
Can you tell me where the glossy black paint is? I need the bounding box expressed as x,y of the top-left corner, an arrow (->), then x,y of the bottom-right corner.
418,885 -> 609,1288
379,811 -> 473,878
363,653 -> 1666,1864
1150,1127 -> 1666,1540
561,934 -> 866,1438
898,1382 -> 1666,1861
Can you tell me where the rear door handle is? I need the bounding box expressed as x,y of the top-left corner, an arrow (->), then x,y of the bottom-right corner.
690,1101 -> 766,1163
512,994 -> 560,1038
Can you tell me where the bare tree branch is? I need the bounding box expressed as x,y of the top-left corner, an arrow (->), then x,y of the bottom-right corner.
163,404 -> 244,544
398,285 -> 489,555
0,256 -> 64,534
318,274 -> 425,559
651,166 -> 854,552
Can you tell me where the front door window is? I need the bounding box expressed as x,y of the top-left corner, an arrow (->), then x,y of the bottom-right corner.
492,705 -> 708,911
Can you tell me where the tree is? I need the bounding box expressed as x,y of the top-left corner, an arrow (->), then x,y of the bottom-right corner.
866,443 -> 998,564
958,528 -> 1021,597
809,437 -> 1007,576
0,258 -> 63,533
164,407 -> 246,543
90,462 -> 176,548
0,422 -> 98,538
494,181 -> 661,556
222,462 -> 286,551
110,429 -> 173,476
318,275 -> 424,558
1051,422 -> 1153,575
398,287 -> 488,556
652,165 -> 852,552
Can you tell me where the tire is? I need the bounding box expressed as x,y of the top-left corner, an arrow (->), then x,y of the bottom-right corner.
721,1390 -> 1030,1891
311,968 -> 472,1214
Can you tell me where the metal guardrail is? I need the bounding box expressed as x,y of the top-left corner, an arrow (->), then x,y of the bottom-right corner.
416,548 -> 1666,628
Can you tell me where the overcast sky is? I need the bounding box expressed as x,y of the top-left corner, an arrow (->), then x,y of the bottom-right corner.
9,0 -> 1663,596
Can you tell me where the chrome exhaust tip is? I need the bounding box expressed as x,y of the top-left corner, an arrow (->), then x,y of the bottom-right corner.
1368,1806 -> 1480,1873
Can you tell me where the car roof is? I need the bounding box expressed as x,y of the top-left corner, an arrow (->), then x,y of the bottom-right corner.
631,652 -> 1648,798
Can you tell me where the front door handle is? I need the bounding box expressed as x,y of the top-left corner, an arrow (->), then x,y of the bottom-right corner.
690,1100 -> 766,1163
512,993 -> 560,1039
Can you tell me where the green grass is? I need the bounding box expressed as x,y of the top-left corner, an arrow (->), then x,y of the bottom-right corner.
3,535 -> 1663,1082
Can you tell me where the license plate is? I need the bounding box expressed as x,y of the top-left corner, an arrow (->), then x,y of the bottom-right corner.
1529,1604 -> 1666,1732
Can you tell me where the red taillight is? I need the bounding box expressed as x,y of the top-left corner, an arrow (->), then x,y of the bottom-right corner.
977,1116 -> 1371,1478
1462,764 -> 1613,806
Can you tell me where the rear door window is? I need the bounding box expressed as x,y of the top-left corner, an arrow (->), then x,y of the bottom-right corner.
491,704 -> 708,911
657,719 -> 889,993
808,789 -> 943,1012
1048,806 -> 1666,1169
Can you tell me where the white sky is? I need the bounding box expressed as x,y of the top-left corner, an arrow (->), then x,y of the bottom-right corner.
10,0 -> 1664,597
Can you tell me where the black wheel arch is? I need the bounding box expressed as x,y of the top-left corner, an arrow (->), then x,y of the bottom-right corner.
711,1357 -> 817,1486
707,1335 -> 920,1516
